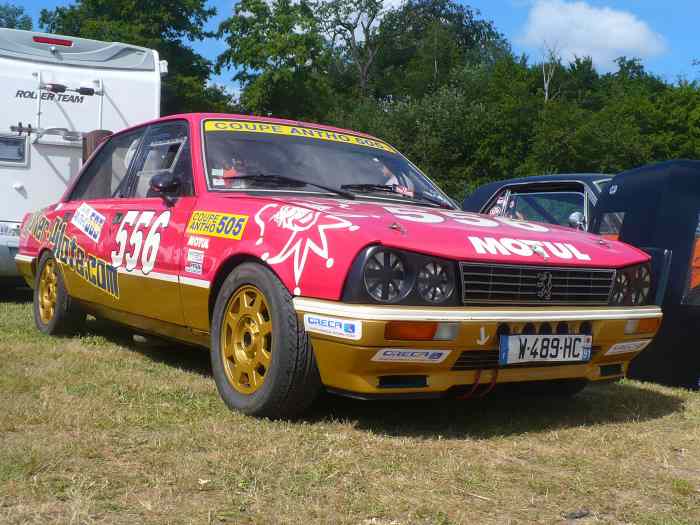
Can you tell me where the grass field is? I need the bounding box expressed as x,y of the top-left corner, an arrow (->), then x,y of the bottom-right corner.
1,287 -> 699,525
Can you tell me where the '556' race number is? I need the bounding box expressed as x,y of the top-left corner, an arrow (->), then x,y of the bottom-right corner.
111,211 -> 171,274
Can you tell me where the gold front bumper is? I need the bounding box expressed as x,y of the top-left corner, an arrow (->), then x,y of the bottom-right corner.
293,298 -> 662,397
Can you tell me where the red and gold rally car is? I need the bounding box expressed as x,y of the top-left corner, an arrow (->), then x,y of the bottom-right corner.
16,114 -> 662,418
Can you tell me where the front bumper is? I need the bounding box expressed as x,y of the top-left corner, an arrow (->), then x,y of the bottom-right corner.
0,234 -> 20,277
294,298 -> 662,398
13,253 -> 35,286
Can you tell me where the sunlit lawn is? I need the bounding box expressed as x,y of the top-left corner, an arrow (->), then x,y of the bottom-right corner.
1,286 -> 699,524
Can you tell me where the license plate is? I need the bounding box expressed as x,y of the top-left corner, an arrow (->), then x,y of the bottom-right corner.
499,334 -> 592,365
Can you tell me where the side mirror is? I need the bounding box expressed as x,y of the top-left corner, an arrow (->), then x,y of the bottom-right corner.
568,211 -> 586,230
149,172 -> 181,206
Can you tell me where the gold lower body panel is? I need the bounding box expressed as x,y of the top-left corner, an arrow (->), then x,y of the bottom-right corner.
294,298 -> 662,396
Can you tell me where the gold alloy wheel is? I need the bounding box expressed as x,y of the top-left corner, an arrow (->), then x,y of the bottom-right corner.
220,285 -> 273,394
38,259 -> 58,324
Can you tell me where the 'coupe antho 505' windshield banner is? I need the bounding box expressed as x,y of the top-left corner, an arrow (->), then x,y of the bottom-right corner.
204,120 -> 396,153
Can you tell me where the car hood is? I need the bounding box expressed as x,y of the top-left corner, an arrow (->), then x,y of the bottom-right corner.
238,195 -> 649,269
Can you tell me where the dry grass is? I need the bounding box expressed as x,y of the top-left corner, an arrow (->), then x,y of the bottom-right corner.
1,286 -> 699,525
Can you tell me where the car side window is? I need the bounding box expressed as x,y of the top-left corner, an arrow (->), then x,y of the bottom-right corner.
69,128 -> 145,201
127,121 -> 192,198
504,191 -> 584,226
598,212 -> 625,240
484,189 -> 509,216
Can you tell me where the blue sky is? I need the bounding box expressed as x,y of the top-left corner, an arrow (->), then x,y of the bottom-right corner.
20,0 -> 700,90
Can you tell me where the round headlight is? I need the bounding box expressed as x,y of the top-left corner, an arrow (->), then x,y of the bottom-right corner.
611,271 -> 631,305
610,263 -> 652,306
630,264 -> 651,305
363,249 -> 412,303
416,261 -> 454,303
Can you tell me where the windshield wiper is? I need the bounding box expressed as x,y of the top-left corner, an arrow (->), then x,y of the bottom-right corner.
228,174 -> 355,199
413,191 -> 455,209
341,183 -> 454,209
340,183 -> 398,194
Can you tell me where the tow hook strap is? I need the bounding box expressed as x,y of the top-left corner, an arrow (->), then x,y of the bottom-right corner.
456,369 -> 482,400
457,368 -> 499,400
478,368 -> 499,398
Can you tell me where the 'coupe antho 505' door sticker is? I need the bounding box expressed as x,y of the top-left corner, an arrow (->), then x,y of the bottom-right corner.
111,211 -> 171,274
186,211 -> 248,240
204,120 -> 396,153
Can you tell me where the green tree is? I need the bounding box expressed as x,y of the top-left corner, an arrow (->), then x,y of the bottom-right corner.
315,0 -> 385,96
217,0 -> 700,202
372,0 -> 509,99
0,3 -> 32,29
39,0 -> 234,115
218,0 -> 332,119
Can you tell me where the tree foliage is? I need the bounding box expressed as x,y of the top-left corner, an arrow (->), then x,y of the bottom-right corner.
217,0 -> 331,119
30,0 -> 700,202
0,3 -> 32,29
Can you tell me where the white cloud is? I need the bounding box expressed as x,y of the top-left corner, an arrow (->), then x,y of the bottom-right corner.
519,0 -> 667,71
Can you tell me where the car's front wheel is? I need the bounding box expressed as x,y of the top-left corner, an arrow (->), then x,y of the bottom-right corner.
210,262 -> 321,418
33,251 -> 85,335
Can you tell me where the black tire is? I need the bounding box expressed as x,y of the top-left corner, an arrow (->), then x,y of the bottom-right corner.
210,262 -> 321,418
33,251 -> 85,335
507,378 -> 589,398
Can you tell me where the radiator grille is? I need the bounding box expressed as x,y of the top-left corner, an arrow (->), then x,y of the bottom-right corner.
460,263 -> 615,305
452,350 -> 500,370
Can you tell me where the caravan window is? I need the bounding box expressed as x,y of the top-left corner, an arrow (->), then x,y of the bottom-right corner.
69,128 -> 146,201
0,135 -> 28,167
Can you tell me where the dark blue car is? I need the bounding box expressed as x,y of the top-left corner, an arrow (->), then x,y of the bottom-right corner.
464,166 -> 700,390
463,173 -> 612,231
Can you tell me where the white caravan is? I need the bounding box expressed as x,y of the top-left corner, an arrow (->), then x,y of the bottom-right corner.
0,28 -> 166,279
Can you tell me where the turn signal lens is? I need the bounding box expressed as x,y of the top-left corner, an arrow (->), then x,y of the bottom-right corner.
639,318 -> 660,333
385,321 -> 437,340
625,318 -> 660,334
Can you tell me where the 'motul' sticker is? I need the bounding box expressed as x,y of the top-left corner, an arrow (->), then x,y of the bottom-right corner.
204,120 -> 396,153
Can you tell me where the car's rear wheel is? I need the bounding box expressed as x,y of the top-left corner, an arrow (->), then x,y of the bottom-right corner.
33,251 -> 85,335
210,262 -> 321,418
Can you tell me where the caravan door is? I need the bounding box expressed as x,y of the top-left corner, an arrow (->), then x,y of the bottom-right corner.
0,28 -> 163,277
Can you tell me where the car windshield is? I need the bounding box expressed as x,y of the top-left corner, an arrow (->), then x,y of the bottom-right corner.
202,119 -> 454,208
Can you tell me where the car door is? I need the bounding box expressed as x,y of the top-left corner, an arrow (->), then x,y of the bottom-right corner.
103,119 -> 196,325
56,126 -> 147,307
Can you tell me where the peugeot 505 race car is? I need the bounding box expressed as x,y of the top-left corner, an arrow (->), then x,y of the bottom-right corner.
15,113 -> 662,418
